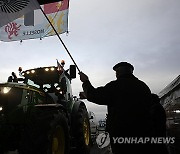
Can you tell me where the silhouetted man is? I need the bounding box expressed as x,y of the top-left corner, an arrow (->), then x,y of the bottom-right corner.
79,62 -> 154,154
150,93 -> 169,154
150,93 -> 166,137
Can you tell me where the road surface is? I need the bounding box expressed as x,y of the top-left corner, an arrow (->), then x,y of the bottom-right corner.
90,143 -> 113,154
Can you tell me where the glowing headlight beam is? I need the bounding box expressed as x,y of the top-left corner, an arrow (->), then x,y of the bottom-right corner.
174,110 -> 180,113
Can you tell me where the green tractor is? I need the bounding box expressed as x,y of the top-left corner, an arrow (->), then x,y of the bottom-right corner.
0,61 -> 91,154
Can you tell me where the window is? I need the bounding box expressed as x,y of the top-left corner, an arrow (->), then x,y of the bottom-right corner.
26,79 -> 40,88
32,91 -> 46,104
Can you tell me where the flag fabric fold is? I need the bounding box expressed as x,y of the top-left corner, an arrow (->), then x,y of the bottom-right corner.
0,0 -> 69,42
0,0 -> 40,28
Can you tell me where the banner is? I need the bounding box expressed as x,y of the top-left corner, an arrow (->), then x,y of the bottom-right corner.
0,0 -> 69,42
0,0 -> 40,27
37,0 -> 63,5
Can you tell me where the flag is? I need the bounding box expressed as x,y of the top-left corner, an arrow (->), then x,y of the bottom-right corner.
37,0 -> 62,5
0,0 -> 40,28
44,2 -> 61,14
0,0 -> 69,42
57,59 -> 62,71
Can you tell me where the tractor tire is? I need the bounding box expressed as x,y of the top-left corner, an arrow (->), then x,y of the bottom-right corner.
74,105 -> 91,154
19,109 -> 70,154
47,110 -> 70,154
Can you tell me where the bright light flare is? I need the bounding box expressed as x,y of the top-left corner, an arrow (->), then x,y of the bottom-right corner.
56,87 -> 61,91
174,110 -> 180,113
3,87 -> 11,94
26,71 -> 30,74
0,107 -> 3,111
50,67 -> 55,71
31,70 -> 35,73
45,68 -> 49,71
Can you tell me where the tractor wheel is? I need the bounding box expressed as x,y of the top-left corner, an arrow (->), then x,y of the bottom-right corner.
48,110 -> 70,154
74,105 -> 91,154
19,109 -> 70,154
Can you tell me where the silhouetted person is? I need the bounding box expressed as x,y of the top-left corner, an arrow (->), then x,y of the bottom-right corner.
150,93 -> 166,137
150,93 -> 169,154
7,72 -> 18,82
7,76 -> 13,82
12,72 -> 18,82
79,62 -> 154,154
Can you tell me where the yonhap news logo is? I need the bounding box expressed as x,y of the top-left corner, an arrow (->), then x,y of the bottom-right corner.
112,137 -> 175,144
96,132 -> 110,148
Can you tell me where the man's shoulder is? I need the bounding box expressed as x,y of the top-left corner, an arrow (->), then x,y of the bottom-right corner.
106,80 -> 118,85
105,76 -> 150,89
137,78 -> 150,88
103,80 -> 118,89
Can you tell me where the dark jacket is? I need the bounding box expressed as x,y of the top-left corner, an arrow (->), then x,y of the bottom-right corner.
150,94 -> 169,154
83,74 -> 154,154
150,94 -> 167,137
83,74 -> 153,136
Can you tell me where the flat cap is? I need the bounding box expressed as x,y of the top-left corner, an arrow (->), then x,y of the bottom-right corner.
113,62 -> 134,71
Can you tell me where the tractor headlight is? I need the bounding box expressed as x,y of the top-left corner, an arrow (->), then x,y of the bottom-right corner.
174,110 -> 180,113
1,87 -> 12,94
0,106 -> 3,111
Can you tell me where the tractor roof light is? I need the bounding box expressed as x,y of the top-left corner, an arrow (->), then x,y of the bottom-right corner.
26,71 -> 30,74
31,70 -> 35,73
45,68 -> 49,71
50,67 -> 55,71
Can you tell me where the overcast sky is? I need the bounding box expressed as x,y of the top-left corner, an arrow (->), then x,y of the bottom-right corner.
0,0 -> 180,120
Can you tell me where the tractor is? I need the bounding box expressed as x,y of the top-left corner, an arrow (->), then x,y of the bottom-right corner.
0,61 -> 91,154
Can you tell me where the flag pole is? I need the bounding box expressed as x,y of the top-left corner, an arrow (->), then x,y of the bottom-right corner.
39,6 -> 81,73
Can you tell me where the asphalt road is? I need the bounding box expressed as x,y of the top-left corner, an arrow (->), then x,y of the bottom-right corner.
89,129 -> 113,154
90,143 -> 112,154
5,146 -> 112,154
5,132 -> 113,154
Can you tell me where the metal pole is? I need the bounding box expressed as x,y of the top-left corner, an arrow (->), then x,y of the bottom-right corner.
40,6 -> 81,73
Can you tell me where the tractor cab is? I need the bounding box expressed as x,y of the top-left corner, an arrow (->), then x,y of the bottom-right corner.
7,61 -> 76,103
22,64 -> 76,101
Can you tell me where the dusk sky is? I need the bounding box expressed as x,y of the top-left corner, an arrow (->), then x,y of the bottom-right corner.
0,0 -> 180,120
